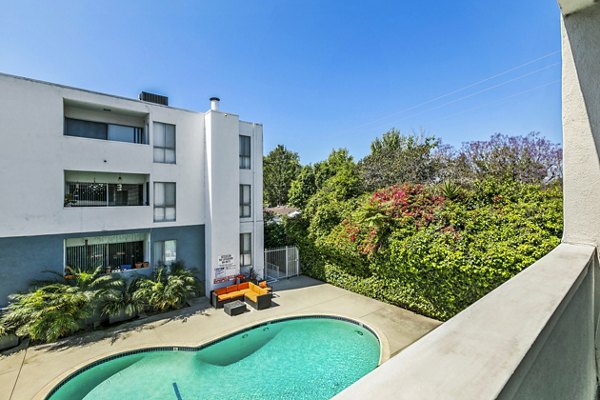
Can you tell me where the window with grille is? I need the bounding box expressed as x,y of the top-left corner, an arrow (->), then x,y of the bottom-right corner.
240,233 -> 252,267
240,184 -> 251,217
65,240 -> 144,272
153,122 -> 176,164
154,182 -> 176,222
240,135 -> 251,169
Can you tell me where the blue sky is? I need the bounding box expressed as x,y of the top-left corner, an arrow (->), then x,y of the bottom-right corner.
0,0 -> 562,164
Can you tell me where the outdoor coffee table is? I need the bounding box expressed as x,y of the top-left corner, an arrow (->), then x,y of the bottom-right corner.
224,300 -> 247,316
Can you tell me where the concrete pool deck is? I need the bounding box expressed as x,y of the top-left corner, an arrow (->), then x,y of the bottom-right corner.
0,276 -> 440,400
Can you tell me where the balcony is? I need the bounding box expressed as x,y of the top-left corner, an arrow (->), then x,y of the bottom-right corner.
63,99 -> 148,145
64,171 -> 149,208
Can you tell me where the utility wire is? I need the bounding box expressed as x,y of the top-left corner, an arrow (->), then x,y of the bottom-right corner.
434,79 -> 561,124
393,62 -> 560,121
353,50 -> 561,130
353,62 -> 560,136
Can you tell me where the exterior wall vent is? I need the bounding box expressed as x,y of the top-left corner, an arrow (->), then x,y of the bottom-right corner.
139,91 -> 169,106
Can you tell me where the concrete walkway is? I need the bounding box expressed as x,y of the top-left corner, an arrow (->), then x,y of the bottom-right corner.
0,276 -> 440,400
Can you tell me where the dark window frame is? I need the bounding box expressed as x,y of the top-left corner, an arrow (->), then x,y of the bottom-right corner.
240,233 -> 252,267
240,184 -> 251,217
64,117 -> 147,144
153,122 -> 176,164
239,135 -> 251,169
154,182 -> 176,222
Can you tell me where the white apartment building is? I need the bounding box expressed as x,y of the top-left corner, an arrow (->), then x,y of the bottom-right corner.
0,73 -> 264,305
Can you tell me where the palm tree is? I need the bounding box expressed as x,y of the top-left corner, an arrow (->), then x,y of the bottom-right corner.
134,265 -> 197,313
101,277 -> 144,323
0,283 -> 93,343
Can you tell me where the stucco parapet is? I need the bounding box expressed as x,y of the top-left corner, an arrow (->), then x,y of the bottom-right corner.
559,0 -> 598,16
335,243 -> 596,399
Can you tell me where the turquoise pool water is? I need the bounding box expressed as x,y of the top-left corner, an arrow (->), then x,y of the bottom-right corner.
47,317 -> 380,400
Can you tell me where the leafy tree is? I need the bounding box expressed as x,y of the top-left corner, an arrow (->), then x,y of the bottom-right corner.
360,129 -> 448,191
264,211 -> 290,248
458,132 -> 562,184
288,165 -> 317,208
263,145 -> 301,207
302,149 -> 364,238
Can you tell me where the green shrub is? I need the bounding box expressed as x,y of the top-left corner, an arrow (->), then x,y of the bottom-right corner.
1,284 -> 93,342
294,180 -> 562,321
135,264 -> 197,313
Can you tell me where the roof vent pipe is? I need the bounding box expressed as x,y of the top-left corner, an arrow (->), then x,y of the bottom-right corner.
210,97 -> 220,111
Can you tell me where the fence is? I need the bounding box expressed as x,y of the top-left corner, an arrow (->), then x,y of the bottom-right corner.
264,245 -> 300,281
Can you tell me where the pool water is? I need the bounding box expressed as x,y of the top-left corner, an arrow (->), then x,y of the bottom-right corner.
48,317 -> 380,400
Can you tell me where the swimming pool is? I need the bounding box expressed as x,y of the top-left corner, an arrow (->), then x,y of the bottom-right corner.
46,316 -> 380,400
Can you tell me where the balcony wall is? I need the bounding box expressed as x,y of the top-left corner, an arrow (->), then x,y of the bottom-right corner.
336,244 -> 598,399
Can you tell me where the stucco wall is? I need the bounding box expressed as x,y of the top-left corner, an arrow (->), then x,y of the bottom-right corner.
0,74 -> 206,238
335,244 -> 597,399
204,110 -> 240,294
0,225 -> 205,306
562,4 -> 600,247
497,256 -> 597,399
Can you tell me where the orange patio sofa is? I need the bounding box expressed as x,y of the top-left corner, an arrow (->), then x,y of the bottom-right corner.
211,282 -> 272,310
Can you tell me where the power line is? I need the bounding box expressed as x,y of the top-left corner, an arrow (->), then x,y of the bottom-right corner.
395,62 -> 560,120
352,50 -> 561,130
352,62 -> 560,136
434,79 -> 561,124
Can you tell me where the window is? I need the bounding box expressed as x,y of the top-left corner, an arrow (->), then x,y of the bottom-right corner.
154,182 -> 176,222
65,118 -> 147,144
240,184 -> 251,217
240,233 -> 252,267
153,240 -> 176,267
154,122 -> 176,163
240,135 -> 251,169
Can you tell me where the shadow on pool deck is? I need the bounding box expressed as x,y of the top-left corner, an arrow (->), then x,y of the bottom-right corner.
0,275 -> 441,400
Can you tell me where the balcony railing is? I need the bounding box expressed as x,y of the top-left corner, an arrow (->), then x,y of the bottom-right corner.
65,182 -> 147,207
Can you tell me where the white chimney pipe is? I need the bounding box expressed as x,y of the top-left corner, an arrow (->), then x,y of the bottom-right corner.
210,97 -> 220,111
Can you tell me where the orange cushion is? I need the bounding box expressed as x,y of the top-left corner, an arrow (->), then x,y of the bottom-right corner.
245,292 -> 258,302
259,281 -> 267,288
238,282 -> 250,290
226,285 -> 238,293
215,288 -> 227,295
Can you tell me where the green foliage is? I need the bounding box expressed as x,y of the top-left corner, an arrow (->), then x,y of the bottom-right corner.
288,166 -> 317,208
2,262 -> 199,343
264,211 -> 295,248
135,265 -> 197,313
101,277 -> 144,318
263,145 -> 301,206
360,130 -> 448,191
1,284 -> 93,343
294,180 -> 562,321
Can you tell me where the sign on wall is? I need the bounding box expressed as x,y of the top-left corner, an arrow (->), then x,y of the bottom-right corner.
213,254 -> 238,284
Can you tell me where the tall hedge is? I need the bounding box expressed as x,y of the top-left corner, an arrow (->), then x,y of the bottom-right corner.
289,180 -> 562,321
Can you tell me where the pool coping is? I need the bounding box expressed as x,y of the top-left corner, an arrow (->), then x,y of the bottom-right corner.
35,312 -> 391,400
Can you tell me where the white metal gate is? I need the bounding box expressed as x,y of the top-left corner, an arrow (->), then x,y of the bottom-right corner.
264,246 -> 299,281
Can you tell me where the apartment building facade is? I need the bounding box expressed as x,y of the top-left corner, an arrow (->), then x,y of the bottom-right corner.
0,73 -> 264,305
